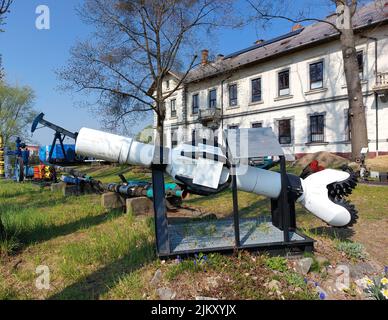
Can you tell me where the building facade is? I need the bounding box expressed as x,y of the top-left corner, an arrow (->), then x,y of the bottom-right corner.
157,3 -> 388,159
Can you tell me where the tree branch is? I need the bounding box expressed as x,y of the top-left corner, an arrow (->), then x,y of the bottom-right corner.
247,0 -> 342,33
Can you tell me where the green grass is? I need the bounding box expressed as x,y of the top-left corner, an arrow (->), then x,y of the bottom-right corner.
264,256 -> 288,272
0,166 -> 157,299
0,164 -> 387,300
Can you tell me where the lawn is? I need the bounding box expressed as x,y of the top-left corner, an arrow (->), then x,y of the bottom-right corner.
0,165 -> 387,300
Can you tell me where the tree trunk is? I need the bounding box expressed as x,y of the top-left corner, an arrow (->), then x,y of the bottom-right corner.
340,28 -> 369,160
154,92 -> 166,165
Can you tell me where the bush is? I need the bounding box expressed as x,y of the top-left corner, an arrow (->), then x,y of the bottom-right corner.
335,241 -> 367,260
265,256 -> 288,272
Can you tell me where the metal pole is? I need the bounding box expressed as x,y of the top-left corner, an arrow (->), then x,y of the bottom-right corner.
232,164 -> 240,248
280,156 -> 290,242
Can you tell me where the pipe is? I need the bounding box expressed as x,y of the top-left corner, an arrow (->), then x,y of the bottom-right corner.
75,128 -> 155,167
75,128 -> 357,227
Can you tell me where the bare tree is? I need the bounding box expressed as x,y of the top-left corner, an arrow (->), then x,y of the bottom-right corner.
0,0 -> 12,25
248,0 -> 381,160
0,0 -> 13,82
59,0 -> 235,147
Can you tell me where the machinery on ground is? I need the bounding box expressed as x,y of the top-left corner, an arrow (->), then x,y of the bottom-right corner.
59,168 -> 184,208
74,127 -> 359,257
105,177 -> 184,209
6,137 -> 34,182
31,113 -> 80,164
75,127 -> 358,228
5,137 -> 56,183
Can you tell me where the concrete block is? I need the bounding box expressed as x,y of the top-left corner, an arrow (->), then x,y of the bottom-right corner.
126,197 -> 153,216
102,192 -> 125,209
80,183 -> 96,195
50,182 -> 66,192
63,185 -> 80,197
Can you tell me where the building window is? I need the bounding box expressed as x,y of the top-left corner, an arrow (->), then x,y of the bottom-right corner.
208,89 -> 217,108
171,129 -> 178,148
166,80 -> 170,90
251,78 -> 262,102
278,70 -> 290,96
278,119 -> 291,144
191,129 -> 196,143
192,94 -> 199,114
309,114 -> 325,143
229,84 -> 238,107
170,99 -> 176,118
228,125 -> 239,130
310,61 -> 324,90
357,51 -> 364,80
251,122 -> 263,128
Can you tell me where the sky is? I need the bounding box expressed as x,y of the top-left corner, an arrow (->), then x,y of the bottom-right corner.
0,0 -> 332,145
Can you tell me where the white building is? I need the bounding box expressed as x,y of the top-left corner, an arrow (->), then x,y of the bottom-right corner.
157,2 -> 388,159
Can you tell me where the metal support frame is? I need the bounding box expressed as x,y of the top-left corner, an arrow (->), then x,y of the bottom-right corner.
152,165 -> 170,256
231,165 -> 240,248
49,132 -> 69,163
153,136 -> 312,258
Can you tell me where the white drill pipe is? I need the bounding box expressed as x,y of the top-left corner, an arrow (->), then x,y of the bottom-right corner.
75,128 -> 356,227
75,128 -> 155,167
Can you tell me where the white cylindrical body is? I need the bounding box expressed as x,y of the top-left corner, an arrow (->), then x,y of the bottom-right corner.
75,128 -> 354,227
75,128 -> 154,167
235,165 -> 281,199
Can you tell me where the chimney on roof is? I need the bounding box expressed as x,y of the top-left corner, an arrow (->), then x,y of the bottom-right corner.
216,54 -> 224,62
254,39 -> 265,45
201,49 -> 209,66
292,23 -> 303,31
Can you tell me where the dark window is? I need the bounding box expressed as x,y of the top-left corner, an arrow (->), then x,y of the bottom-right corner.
251,78 -> 262,102
171,129 -> 178,148
251,122 -> 263,128
278,119 -> 291,144
278,70 -> 290,96
192,94 -> 199,114
229,84 -> 238,106
191,129 -> 196,143
228,125 -> 239,130
166,80 -> 170,90
208,89 -> 217,108
170,99 -> 176,117
310,61 -> 324,90
357,51 -> 364,79
309,115 -> 325,143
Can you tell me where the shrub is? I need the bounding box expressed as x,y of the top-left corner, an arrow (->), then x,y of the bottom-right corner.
335,241 -> 367,260
265,256 -> 288,272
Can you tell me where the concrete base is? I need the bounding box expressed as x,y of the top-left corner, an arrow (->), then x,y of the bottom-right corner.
51,182 -> 66,192
126,197 -> 153,216
101,192 -> 126,209
63,185 -> 80,196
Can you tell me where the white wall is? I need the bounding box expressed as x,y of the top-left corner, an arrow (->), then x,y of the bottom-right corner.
160,25 -> 388,156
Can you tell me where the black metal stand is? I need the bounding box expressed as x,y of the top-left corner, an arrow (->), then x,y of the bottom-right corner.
152,165 -> 170,256
153,136 -> 313,258
48,132 -> 68,163
232,165 -> 240,248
